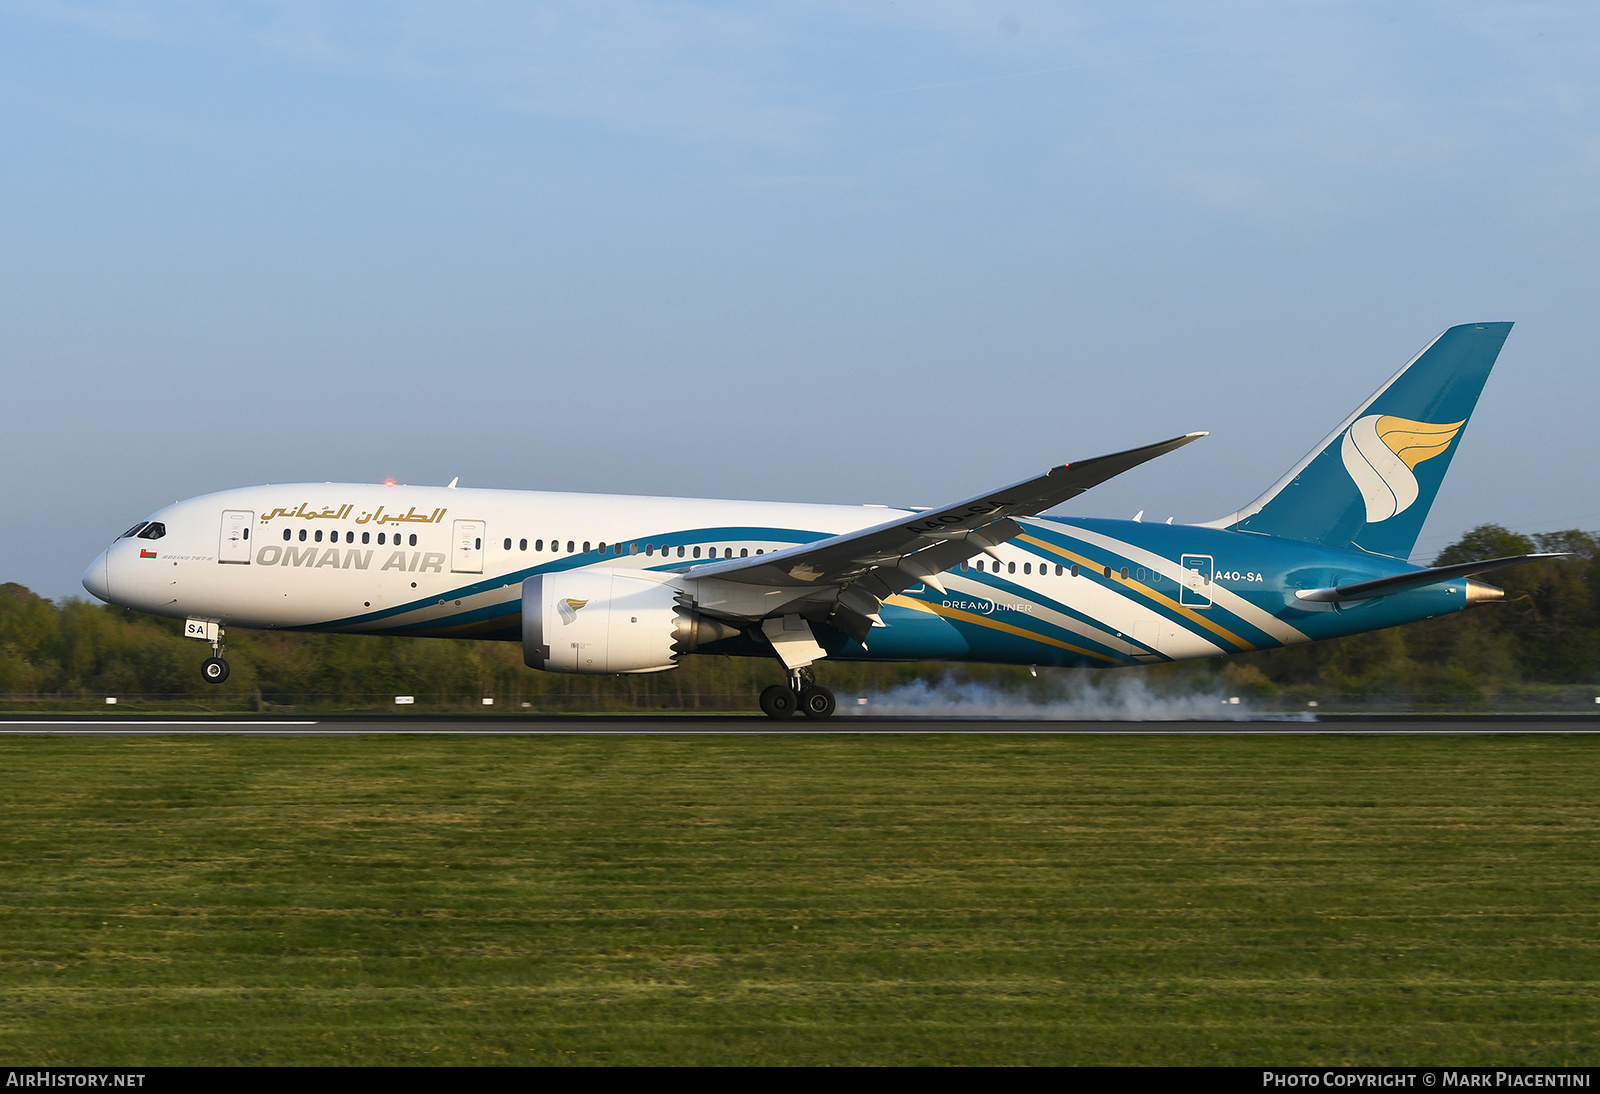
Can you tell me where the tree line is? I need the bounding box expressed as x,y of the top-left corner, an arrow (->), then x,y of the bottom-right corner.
2,525 -> 1595,710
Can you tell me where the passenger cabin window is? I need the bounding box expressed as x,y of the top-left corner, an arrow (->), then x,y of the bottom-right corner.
409,533 -> 418,547
282,529 -> 291,541
693,546 -> 701,558
567,541 -> 575,553
362,532 -> 370,544
1070,564 -> 1079,577
1055,564 -> 1063,576
1007,562 -> 1015,574
1023,563 -> 1032,575
136,523 -> 166,540
299,529 -> 308,542
314,530 -> 323,543
740,548 -> 748,557
1121,567 -> 1130,580
520,539 -> 528,551
504,538 -> 512,551
377,532 -> 386,545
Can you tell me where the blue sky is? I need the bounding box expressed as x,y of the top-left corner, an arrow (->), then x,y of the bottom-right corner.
4,2 -> 1598,598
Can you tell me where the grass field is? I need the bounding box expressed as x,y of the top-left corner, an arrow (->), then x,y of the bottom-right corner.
1,734 -> 1597,1066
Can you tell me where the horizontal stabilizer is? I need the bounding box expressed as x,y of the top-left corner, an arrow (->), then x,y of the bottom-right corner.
1294,553 -> 1564,604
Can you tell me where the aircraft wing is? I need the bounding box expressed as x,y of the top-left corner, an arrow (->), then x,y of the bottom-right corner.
683,432 -> 1206,641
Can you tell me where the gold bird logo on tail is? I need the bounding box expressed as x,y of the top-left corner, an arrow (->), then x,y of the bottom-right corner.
1341,415 -> 1464,523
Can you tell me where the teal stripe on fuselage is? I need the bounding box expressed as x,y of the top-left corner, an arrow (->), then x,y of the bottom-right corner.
307,525 -> 831,633
300,514 -> 1475,666
908,569 -> 1154,663
1026,520 -> 1285,651
1037,516 -> 1471,647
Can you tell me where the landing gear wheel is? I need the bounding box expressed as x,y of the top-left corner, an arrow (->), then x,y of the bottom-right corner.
799,685 -> 836,720
201,657 -> 230,684
759,684 -> 796,719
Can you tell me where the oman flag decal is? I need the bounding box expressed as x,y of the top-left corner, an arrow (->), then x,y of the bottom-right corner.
140,549 -> 157,559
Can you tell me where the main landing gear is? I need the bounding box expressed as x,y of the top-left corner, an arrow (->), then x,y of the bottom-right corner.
200,626 -> 230,684
760,666 -> 835,720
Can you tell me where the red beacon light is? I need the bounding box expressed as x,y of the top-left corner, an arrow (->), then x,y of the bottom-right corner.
384,479 -> 395,487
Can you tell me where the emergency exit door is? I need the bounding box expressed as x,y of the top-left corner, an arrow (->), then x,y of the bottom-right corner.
219,510 -> 254,564
452,520 -> 485,573
1180,554 -> 1213,608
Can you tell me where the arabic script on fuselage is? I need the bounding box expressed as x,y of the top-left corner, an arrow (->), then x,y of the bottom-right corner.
259,503 -> 448,526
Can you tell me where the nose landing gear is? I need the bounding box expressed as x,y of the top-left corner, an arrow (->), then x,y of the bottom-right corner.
198,625 -> 230,684
760,666 -> 835,720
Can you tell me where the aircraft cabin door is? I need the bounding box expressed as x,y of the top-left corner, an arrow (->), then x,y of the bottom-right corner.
1179,554 -> 1213,608
219,510 -> 254,564
452,520 -> 485,574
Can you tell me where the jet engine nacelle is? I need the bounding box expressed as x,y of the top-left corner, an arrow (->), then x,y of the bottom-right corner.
522,570 -> 741,674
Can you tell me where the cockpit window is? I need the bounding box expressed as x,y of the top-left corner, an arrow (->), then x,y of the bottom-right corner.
136,522 -> 167,540
119,522 -> 148,540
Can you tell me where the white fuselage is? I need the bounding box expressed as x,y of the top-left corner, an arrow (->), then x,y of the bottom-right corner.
86,483 -> 914,633
83,480 -> 1342,669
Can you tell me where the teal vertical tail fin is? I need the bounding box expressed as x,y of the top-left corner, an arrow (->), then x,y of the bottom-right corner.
1205,322 -> 1513,559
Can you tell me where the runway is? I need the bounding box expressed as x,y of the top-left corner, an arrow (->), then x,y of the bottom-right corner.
2,715 -> 1599,735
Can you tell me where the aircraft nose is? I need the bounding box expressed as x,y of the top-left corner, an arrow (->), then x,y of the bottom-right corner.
82,550 -> 110,602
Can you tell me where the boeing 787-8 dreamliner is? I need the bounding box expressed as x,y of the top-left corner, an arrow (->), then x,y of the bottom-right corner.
83,323 -> 1553,718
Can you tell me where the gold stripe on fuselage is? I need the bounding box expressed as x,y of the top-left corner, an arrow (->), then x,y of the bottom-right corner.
1016,534 -> 1254,652
883,594 -> 1123,664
